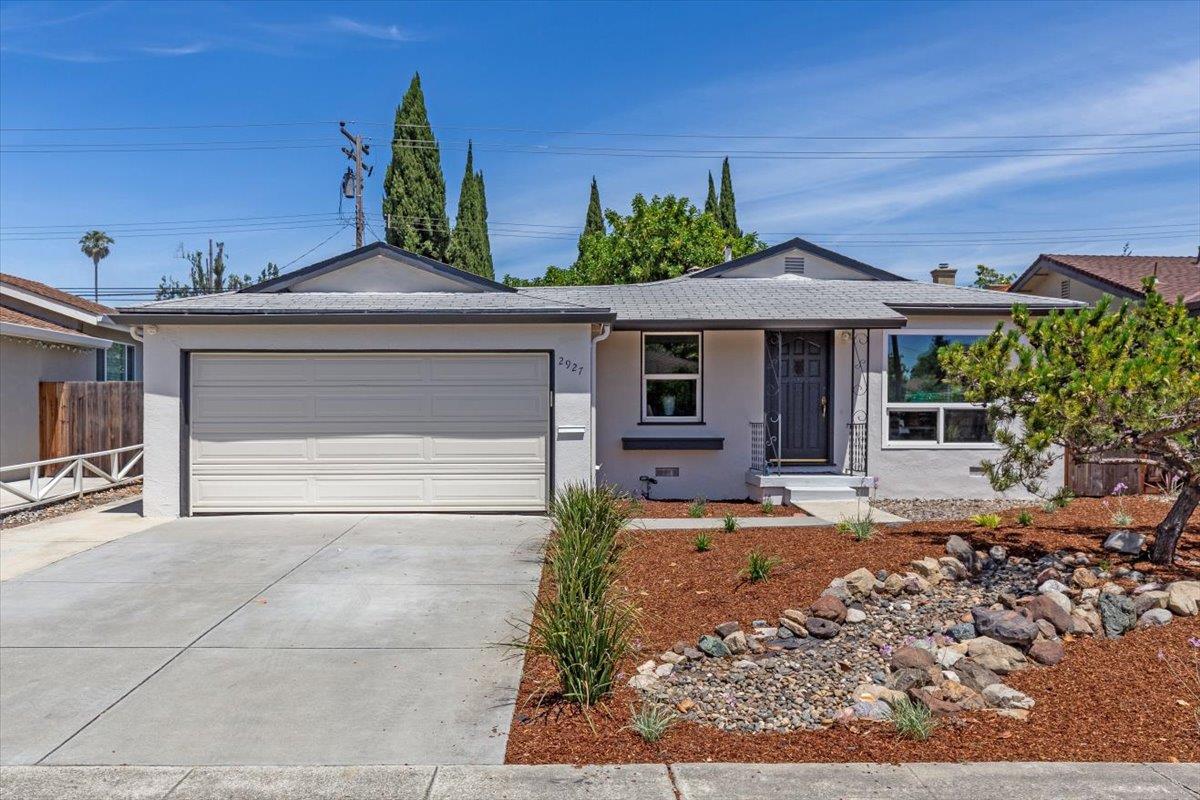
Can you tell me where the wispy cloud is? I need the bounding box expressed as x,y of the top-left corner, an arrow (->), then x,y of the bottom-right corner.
136,41 -> 212,57
326,16 -> 415,43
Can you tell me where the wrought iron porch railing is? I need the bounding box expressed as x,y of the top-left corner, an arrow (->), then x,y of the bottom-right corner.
847,421 -> 867,475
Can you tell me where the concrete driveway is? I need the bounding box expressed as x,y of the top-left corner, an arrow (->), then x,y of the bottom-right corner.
0,513 -> 547,766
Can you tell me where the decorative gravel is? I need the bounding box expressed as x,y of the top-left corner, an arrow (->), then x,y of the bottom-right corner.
643,561 -> 1041,732
872,497 -> 1037,522
0,483 -> 141,530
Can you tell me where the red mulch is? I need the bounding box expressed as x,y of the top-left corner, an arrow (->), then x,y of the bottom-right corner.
630,499 -> 806,519
506,496 -> 1200,764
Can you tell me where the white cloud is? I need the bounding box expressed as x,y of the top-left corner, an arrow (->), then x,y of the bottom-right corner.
326,16 -> 415,43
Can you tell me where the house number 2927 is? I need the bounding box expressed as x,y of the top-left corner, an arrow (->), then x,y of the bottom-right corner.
557,356 -> 584,375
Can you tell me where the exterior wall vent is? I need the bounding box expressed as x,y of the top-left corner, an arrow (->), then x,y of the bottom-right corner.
784,256 -> 806,275
655,467 -> 680,477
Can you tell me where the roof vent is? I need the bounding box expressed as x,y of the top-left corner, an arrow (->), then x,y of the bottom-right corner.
784,256 -> 805,275
930,263 -> 957,286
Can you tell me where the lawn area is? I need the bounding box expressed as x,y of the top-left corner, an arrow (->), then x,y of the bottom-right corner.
505,495 -> 1200,764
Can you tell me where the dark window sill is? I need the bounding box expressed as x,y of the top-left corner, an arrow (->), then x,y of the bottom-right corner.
622,437 -> 724,451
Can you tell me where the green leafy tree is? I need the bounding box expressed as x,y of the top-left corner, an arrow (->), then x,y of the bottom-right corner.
78,230 -> 114,302
382,73 -> 449,260
939,280 -> 1200,565
973,264 -> 1017,288
156,243 -> 280,299
508,194 -> 764,286
579,176 -> 604,258
445,142 -> 494,278
704,171 -> 718,216
717,157 -> 740,236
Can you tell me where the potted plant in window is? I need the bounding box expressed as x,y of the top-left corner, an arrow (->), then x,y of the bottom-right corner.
661,393 -> 677,416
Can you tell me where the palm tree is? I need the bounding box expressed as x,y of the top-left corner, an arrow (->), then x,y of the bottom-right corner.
78,230 -> 115,302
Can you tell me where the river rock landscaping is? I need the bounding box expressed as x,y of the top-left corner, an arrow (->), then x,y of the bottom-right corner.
506,496 -> 1199,764
631,536 -> 1199,733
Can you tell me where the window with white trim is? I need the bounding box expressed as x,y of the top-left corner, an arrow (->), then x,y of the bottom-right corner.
885,334 -> 993,446
642,332 -> 702,422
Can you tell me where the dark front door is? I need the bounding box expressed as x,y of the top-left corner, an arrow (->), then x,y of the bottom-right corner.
765,331 -> 831,464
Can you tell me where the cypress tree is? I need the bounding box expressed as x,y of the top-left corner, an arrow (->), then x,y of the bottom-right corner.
717,157 -> 740,236
382,73 -> 450,259
578,176 -> 604,258
704,171 -> 718,216
446,142 -> 494,278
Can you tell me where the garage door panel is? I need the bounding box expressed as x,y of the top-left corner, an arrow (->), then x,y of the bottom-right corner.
192,389 -> 312,422
189,352 -> 550,513
191,356 -> 311,385
430,354 -> 547,383
431,390 -> 548,421
429,476 -> 546,505
314,393 -> 430,420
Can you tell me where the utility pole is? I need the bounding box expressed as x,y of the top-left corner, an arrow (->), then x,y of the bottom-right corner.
340,122 -> 372,248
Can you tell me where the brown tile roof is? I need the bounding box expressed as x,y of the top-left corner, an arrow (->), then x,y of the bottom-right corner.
0,273 -> 113,315
1037,254 -> 1200,304
0,305 -> 79,335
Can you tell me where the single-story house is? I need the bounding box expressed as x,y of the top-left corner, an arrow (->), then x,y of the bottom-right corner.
1009,253 -> 1200,313
114,240 -> 1082,517
1,273 -> 141,466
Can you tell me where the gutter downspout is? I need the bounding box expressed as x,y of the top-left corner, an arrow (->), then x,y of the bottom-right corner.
589,322 -> 612,486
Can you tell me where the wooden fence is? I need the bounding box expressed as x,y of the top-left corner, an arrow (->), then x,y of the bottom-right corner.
1064,448 -> 1144,497
39,381 -> 143,475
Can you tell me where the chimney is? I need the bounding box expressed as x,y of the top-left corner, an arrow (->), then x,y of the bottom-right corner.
930,263 -> 957,286
723,245 -> 733,262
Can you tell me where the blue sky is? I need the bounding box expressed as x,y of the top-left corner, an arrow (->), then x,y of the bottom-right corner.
1,0 -> 1198,299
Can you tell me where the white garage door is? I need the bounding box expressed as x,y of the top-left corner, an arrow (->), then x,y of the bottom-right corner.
188,352 -> 549,513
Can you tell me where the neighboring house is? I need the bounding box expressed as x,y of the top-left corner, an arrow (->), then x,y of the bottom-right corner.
114,239 -> 1081,518
0,273 -> 141,466
1009,253 -> 1200,313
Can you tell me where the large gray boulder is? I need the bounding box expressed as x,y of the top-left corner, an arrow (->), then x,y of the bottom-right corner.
964,636 -> 1030,674
945,535 -> 975,571
1103,530 -> 1145,555
1098,593 -> 1137,638
971,606 -> 1039,649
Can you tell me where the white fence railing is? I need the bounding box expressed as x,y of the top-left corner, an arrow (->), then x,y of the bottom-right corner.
0,444 -> 143,512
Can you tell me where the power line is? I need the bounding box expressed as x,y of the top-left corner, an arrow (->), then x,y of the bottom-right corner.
3,119 -> 1197,140
280,225 -> 353,269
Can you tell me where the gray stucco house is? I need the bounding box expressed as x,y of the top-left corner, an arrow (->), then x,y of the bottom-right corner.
1,273 -> 141,466
114,240 -> 1080,517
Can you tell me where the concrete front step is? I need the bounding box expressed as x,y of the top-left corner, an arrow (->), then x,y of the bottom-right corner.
745,470 -> 875,504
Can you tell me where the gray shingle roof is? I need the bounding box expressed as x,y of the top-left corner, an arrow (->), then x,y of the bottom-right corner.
116,276 -> 1082,328
114,290 -> 615,324
519,276 -> 1083,328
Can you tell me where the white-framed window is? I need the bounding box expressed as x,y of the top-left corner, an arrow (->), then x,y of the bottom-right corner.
641,332 -> 702,422
884,333 -> 995,448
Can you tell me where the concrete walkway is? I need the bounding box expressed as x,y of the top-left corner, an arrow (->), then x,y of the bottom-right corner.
0,498 -> 167,581
0,762 -> 1194,799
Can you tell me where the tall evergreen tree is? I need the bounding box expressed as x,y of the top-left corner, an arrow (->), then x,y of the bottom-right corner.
717,157 -> 740,236
704,171 -> 719,216
382,73 -> 449,259
446,142 -> 494,278
578,176 -> 605,258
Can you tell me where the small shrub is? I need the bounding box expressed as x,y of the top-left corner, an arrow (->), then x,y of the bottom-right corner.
1111,510 -> 1134,527
687,497 -> 707,518
970,513 -> 1002,529
836,512 -> 875,542
741,549 -> 782,582
723,513 -> 738,533
693,532 -> 712,552
1050,487 -> 1075,508
1041,500 -> 1057,514
890,696 -> 937,741
760,499 -> 775,515
627,702 -> 676,742
1098,556 -> 1112,573
1016,510 -> 1034,526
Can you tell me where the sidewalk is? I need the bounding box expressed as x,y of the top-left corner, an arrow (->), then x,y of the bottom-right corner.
0,497 -> 166,581
1,762 -> 1194,800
